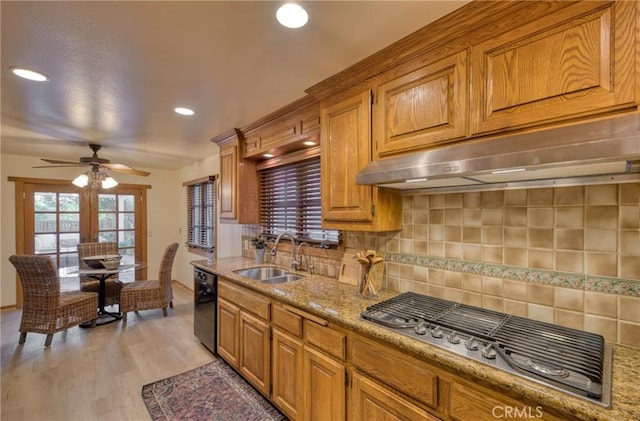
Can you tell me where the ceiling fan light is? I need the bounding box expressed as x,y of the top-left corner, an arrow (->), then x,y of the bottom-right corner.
101,176 -> 118,189
276,3 -> 308,28
10,67 -> 49,82
72,173 -> 89,187
174,107 -> 195,116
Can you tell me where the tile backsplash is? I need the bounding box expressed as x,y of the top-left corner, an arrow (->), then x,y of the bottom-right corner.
242,183 -> 640,348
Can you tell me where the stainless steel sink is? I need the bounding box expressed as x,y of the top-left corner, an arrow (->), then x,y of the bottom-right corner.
233,267 -> 303,284
260,274 -> 304,284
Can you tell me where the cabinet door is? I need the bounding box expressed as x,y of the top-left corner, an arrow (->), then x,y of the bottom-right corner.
375,50 -> 468,157
470,1 -> 636,135
219,144 -> 237,220
321,90 -> 373,223
302,346 -> 346,421
272,329 -> 304,420
239,311 -> 271,397
351,373 -> 439,421
217,298 -> 240,368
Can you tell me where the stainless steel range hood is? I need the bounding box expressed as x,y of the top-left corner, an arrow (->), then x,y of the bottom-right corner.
356,114 -> 640,193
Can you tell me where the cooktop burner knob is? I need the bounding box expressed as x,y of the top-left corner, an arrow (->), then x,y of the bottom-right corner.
447,331 -> 461,344
481,344 -> 497,360
465,336 -> 479,350
414,322 -> 428,335
431,326 -> 444,338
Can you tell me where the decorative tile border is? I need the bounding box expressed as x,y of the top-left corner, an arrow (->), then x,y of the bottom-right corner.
586,276 -> 640,297
386,252 -> 639,297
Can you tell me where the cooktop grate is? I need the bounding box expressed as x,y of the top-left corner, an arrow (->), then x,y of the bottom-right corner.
361,292 -> 607,401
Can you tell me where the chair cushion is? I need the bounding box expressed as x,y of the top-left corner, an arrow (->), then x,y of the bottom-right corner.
121,280 -> 160,292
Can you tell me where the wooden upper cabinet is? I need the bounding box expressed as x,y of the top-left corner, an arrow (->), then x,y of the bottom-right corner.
245,121 -> 299,156
320,89 -> 402,231
321,90 -> 375,224
219,144 -> 237,220
375,50 -> 468,157
470,1 -> 637,135
242,97 -> 321,159
217,140 -> 259,224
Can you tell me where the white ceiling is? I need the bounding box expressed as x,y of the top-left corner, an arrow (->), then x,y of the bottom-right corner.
1,1 -> 468,172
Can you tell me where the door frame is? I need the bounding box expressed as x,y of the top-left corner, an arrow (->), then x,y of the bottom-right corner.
9,177 -> 150,306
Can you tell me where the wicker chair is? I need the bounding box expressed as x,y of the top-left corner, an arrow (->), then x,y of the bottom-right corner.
77,242 -> 123,308
9,255 -> 98,347
120,243 -> 178,322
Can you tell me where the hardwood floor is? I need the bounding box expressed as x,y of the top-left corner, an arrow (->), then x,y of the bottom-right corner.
1,282 -> 215,421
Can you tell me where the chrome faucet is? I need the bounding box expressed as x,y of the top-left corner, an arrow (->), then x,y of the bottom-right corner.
271,231 -> 300,270
296,242 -> 314,274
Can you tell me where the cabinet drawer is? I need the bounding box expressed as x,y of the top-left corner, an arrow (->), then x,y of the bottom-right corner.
219,279 -> 270,320
352,338 -> 438,410
304,319 -> 346,361
352,373 -> 440,421
272,304 -> 302,337
449,382 -> 564,421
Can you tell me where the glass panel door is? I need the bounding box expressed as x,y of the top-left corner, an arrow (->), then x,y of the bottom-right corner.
97,192 -> 137,281
19,181 -> 147,298
33,190 -> 81,274
22,183 -> 90,292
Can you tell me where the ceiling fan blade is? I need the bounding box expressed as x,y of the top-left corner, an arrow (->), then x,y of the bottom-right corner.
33,164 -> 88,168
103,163 -> 151,177
41,158 -> 87,165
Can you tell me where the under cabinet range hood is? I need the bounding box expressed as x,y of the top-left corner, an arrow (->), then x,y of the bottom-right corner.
356,114 -> 640,193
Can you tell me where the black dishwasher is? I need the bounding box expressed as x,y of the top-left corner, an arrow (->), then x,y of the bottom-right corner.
194,267 -> 217,354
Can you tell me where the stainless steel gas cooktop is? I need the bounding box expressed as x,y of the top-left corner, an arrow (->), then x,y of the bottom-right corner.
361,292 -> 612,407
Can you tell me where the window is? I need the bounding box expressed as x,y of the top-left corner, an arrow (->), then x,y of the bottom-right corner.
259,155 -> 339,244
184,176 -> 216,254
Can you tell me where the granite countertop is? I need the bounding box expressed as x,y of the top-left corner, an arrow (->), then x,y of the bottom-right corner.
192,257 -> 640,421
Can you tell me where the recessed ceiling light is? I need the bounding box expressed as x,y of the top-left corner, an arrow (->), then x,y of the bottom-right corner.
303,140 -> 316,146
276,3 -> 308,29
263,153 -> 275,158
10,67 -> 49,82
174,107 -> 195,116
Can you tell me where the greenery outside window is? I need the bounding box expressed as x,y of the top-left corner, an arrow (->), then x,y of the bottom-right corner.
258,151 -> 339,245
184,175 -> 216,254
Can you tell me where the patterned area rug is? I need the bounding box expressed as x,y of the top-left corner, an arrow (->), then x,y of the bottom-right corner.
142,358 -> 286,421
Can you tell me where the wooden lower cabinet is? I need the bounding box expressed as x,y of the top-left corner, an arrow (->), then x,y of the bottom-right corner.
216,298 -> 239,368
272,328 -> 304,420
217,279 -> 271,398
239,311 -> 271,396
351,373 -> 440,421
218,285 -> 573,421
303,346 -> 346,421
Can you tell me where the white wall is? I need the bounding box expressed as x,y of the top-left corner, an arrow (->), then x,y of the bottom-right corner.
1,146 -> 242,307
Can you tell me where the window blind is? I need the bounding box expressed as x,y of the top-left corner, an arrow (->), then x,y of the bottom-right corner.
259,157 -> 339,244
184,176 -> 216,252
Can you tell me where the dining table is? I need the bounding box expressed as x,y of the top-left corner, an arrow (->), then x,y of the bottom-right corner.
68,262 -> 147,326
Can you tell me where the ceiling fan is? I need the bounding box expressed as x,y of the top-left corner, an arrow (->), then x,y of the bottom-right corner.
34,144 -> 150,177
